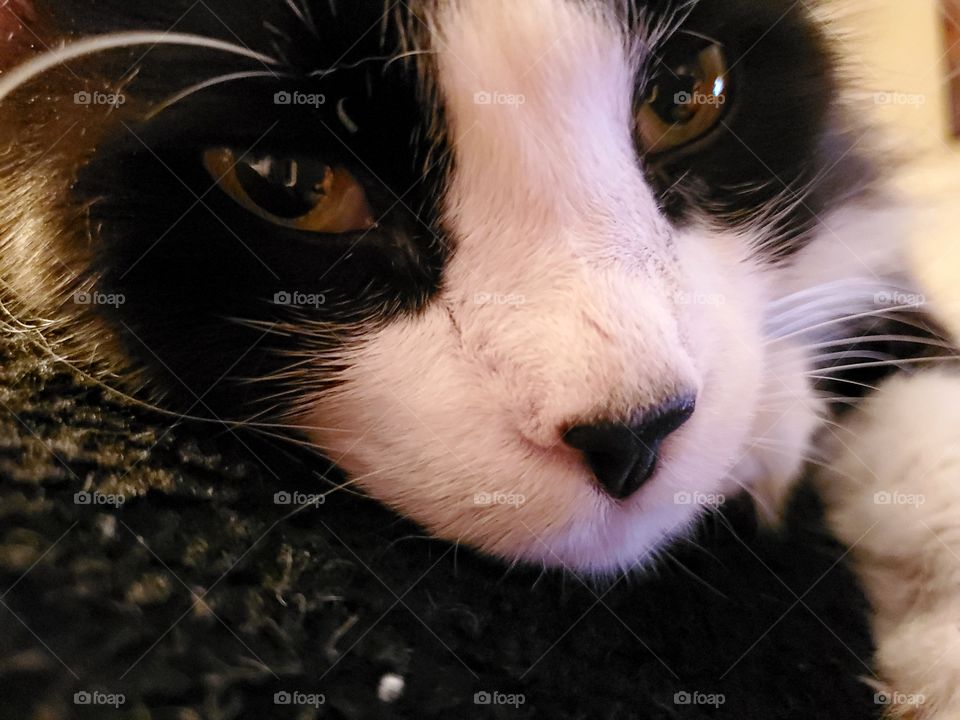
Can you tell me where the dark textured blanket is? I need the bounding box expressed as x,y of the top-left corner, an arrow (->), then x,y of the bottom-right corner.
0,329 -> 879,720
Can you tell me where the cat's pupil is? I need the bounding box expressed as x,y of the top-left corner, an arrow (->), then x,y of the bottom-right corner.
646,71 -> 699,124
235,154 -> 331,219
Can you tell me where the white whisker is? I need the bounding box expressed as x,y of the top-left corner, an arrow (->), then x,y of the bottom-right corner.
146,70 -> 288,119
805,356 -> 959,376
0,32 -> 281,105
806,375 -> 882,393
766,278 -> 916,312
766,304 -> 928,346
805,350 -> 897,365
798,334 -> 956,354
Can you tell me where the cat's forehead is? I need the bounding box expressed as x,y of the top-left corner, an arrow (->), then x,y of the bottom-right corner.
43,0 -> 808,61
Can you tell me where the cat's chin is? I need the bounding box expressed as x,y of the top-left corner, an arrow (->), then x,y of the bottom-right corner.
300,378 -> 777,576
324,459 -> 735,576
500,497 -> 707,575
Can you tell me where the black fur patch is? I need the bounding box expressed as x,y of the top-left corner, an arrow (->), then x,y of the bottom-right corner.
52,0 -> 450,413
638,0 -> 874,258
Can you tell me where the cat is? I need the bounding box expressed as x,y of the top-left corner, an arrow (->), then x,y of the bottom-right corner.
0,1 -> 957,715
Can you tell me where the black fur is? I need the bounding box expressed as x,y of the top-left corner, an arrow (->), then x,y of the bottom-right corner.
640,0 -> 873,257
49,0 -> 447,413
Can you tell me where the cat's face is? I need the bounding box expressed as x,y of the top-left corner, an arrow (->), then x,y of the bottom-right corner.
3,0 -> 889,572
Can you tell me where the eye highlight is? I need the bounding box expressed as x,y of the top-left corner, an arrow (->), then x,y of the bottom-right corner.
636,43 -> 731,155
203,148 -> 376,234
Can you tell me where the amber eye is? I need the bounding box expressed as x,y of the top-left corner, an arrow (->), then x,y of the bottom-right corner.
203,148 -> 375,234
636,43 -> 731,155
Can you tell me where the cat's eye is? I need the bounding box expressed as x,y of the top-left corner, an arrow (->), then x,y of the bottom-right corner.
203,148 -> 375,234
635,43 -> 730,155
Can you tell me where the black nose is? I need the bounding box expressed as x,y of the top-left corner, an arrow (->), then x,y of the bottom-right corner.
563,396 -> 696,500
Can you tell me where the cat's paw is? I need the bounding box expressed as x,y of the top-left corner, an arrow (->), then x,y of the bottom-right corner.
817,369 -> 960,720
870,614 -> 960,719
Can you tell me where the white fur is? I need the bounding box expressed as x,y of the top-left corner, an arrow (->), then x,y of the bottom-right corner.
819,370 -> 960,719
296,0 -> 890,572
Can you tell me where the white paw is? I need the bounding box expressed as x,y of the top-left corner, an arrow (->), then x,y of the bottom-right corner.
817,369 -> 960,720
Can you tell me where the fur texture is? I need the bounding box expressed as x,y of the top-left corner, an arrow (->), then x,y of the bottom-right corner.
0,5 -> 958,711
3,0 -> 960,714
820,369 -> 960,719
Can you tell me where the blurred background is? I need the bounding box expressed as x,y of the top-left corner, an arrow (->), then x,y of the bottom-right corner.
856,0 -> 959,153
849,0 -> 960,337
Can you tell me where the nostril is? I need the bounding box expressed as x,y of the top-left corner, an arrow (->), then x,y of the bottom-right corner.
563,422 -> 646,501
633,395 -> 697,446
563,395 -> 696,500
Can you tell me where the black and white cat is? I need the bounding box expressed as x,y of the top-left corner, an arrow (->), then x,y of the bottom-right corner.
0,1 -> 957,714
